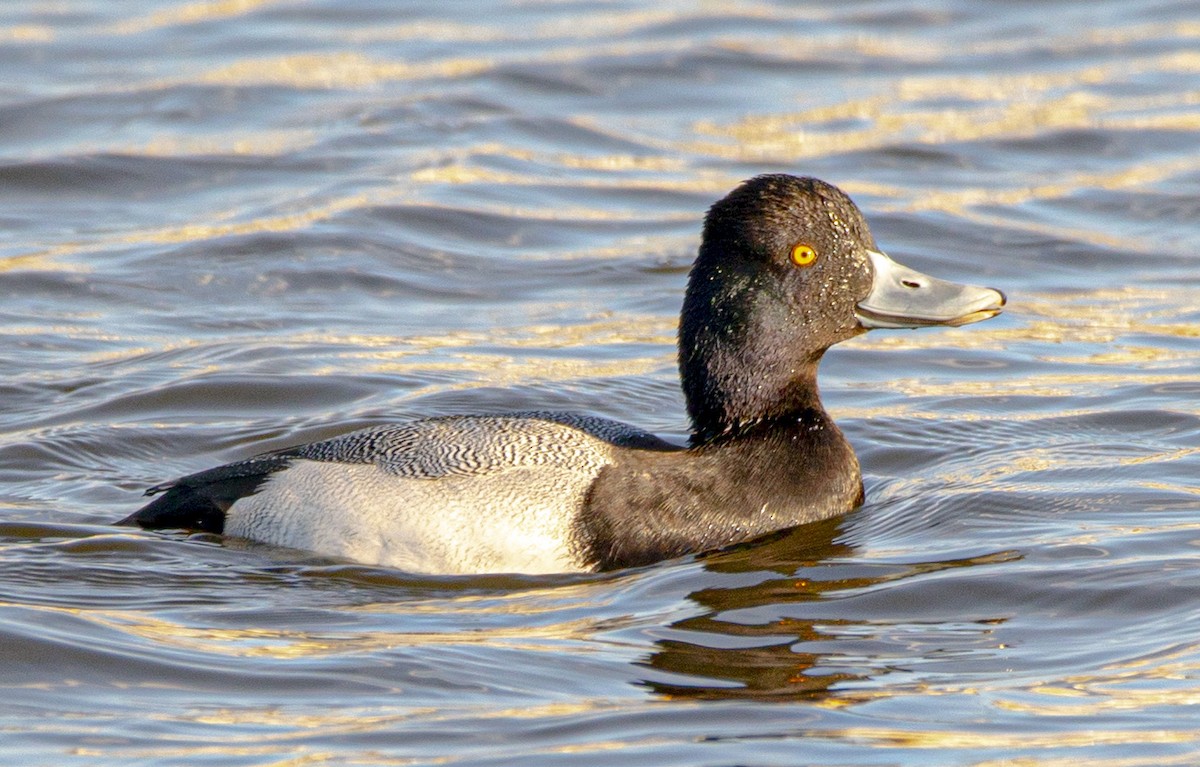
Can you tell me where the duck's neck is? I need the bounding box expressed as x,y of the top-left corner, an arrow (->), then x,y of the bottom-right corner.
686,360 -> 827,447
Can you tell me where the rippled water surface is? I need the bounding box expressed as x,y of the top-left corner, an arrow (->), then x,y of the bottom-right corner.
4,1 -> 1200,764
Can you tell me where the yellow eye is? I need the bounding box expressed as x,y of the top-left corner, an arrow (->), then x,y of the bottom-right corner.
790,243 -> 818,267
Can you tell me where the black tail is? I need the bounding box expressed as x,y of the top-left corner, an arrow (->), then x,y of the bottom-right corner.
118,453 -> 295,534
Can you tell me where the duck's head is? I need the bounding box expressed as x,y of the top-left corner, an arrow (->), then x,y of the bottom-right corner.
679,174 -> 1005,443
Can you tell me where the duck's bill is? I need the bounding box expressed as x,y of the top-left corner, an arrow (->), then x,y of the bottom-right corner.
855,250 -> 1006,329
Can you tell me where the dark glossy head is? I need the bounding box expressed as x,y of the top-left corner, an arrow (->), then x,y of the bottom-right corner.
679,174 -> 1003,443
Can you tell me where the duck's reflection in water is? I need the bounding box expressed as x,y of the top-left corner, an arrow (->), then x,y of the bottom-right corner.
638,516 -> 1017,702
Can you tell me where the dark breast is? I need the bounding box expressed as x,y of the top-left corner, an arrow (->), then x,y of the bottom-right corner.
574,413 -> 863,570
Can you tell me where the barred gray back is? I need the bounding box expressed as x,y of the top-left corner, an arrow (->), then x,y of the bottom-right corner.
292,412 -> 667,478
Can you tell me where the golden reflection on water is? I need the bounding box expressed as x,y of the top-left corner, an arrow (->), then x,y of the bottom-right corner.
93,700 -> 671,765
286,316 -> 676,393
335,314 -> 669,355
804,725 -> 1200,755
889,153 -> 1200,250
857,370 -> 1200,404
361,354 -> 669,395
17,597 -> 617,659
103,0 -> 287,36
693,43 -> 1200,166
0,25 -> 53,42
410,152 -> 687,184
132,130 -> 318,159
195,52 -> 493,89
128,192 -> 376,243
970,756 -> 1200,767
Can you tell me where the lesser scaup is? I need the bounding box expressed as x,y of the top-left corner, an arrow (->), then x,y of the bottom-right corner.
119,175 -> 1004,573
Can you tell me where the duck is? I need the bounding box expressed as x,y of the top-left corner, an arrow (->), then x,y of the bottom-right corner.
119,175 -> 1005,574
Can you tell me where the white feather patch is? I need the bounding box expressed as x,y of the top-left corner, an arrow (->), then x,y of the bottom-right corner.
225,459 -> 595,574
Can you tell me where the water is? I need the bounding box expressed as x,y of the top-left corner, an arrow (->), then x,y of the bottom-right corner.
3,1 -> 1200,764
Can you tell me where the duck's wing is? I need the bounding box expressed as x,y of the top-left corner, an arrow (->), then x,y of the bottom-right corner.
117,412 -> 675,535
